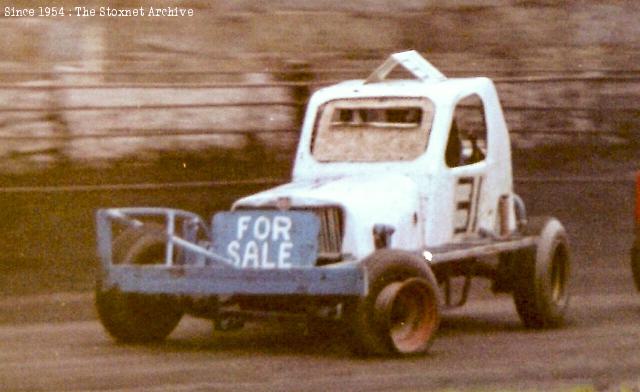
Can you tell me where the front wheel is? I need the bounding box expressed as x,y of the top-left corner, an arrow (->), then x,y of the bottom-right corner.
96,287 -> 183,343
95,226 -> 183,343
512,217 -> 571,329
346,249 -> 440,356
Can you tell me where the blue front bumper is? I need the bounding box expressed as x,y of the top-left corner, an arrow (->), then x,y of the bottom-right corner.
103,264 -> 366,296
96,208 -> 366,297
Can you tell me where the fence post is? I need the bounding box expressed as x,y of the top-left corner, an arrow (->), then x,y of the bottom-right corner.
281,60 -> 312,130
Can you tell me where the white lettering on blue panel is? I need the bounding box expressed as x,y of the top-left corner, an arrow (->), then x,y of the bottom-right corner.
212,211 -> 319,269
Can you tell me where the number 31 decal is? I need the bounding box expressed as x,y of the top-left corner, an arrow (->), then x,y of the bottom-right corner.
454,176 -> 482,235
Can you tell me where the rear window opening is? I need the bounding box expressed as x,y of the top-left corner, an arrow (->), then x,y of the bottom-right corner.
331,107 -> 423,128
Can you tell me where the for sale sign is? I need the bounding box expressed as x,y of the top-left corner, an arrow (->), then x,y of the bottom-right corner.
211,211 -> 320,269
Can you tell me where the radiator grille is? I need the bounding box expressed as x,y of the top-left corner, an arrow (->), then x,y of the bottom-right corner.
313,207 -> 344,261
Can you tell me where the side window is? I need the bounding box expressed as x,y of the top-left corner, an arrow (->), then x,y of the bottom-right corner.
445,94 -> 488,167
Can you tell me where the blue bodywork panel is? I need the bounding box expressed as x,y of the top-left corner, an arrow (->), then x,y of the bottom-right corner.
212,210 -> 320,269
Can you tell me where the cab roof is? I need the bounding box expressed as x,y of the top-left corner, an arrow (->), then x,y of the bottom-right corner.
311,50 -> 495,104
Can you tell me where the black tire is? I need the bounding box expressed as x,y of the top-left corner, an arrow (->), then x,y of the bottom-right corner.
632,241 -> 640,291
346,249 -> 440,356
95,226 -> 183,343
513,216 -> 571,329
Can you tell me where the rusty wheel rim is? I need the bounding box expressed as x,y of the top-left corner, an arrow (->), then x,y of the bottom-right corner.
550,245 -> 569,305
375,278 -> 439,354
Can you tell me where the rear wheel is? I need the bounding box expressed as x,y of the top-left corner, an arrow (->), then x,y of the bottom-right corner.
513,217 -> 571,329
347,249 -> 440,356
95,226 -> 183,343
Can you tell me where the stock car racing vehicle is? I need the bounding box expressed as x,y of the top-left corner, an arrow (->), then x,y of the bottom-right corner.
95,51 -> 571,356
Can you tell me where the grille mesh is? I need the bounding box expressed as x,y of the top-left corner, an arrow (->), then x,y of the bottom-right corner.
314,207 -> 343,260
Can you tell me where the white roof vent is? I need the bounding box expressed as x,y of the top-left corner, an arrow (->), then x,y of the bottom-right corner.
365,50 -> 447,84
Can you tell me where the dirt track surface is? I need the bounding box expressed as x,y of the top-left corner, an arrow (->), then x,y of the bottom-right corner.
1,291 -> 640,391
1,178 -> 639,391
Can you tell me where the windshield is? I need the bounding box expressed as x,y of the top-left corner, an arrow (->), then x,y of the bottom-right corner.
311,97 -> 435,162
